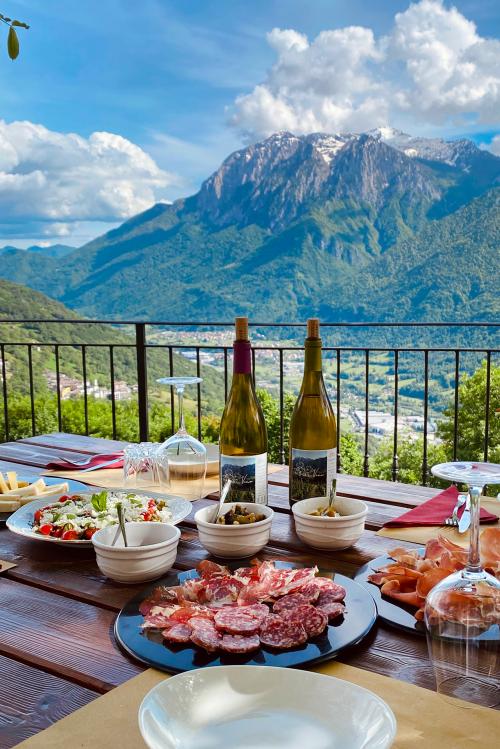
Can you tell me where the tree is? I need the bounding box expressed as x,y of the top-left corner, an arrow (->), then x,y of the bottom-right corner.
438,360 -> 500,463
369,437 -> 449,488
0,13 -> 29,59
339,432 -> 363,476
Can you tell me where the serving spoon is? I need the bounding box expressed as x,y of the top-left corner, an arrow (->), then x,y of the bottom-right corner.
112,502 -> 128,547
212,480 -> 232,523
321,477 -> 337,516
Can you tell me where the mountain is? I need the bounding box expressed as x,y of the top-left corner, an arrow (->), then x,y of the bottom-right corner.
0,130 -> 498,326
0,244 -> 75,259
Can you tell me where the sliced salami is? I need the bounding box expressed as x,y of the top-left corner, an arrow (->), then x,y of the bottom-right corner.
220,633 -> 260,654
237,603 -> 270,623
259,614 -> 308,650
163,623 -> 192,644
316,601 -> 346,621
189,617 -> 221,652
312,579 -> 346,600
296,582 -> 321,603
273,592 -> 313,614
282,604 -> 328,638
316,584 -> 346,604
214,608 -> 261,635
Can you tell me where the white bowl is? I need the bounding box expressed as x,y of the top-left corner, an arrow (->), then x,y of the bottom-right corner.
139,665 -> 397,749
92,522 -> 180,583
194,502 -> 273,558
292,496 -> 368,550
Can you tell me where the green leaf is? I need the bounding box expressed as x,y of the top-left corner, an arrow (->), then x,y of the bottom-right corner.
7,26 -> 19,60
91,491 -> 108,512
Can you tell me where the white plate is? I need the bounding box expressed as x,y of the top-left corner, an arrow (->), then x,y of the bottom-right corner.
139,666 -> 397,749
6,489 -> 191,547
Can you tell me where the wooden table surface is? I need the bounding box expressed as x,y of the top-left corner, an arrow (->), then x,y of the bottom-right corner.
0,433 -> 438,749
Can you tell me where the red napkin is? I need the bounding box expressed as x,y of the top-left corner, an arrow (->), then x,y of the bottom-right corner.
46,452 -> 123,471
383,485 -> 498,527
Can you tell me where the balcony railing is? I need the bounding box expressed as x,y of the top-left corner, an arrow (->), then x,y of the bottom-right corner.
0,319 -> 498,485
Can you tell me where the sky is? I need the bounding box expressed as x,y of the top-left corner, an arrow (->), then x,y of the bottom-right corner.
0,0 -> 499,247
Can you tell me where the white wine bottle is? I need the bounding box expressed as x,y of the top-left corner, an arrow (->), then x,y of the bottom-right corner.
219,317 -> 268,504
289,318 -> 337,506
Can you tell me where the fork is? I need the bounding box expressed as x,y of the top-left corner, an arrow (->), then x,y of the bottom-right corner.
444,493 -> 467,526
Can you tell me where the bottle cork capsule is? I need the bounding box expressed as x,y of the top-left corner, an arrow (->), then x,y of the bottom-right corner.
235,316 -> 249,341
307,318 -> 320,339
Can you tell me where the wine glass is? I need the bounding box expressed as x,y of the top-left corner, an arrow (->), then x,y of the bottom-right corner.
426,461 -> 500,707
156,376 -> 207,501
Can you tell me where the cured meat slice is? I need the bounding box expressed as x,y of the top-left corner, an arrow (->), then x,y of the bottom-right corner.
236,603 -> 270,623
163,623 -> 192,643
233,566 -> 261,585
316,601 -> 346,621
273,593 -> 313,614
379,580 -> 422,608
141,604 -> 181,629
220,633 -> 260,653
181,578 -> 207,602
202,575 -> 244,606
168,603 -> 215,623
139,586 -> 183,616
316,583 -> 346,605
214,608 -> 261,634
197,560 -> 230,579
293,582 -> 320,603
282,604 -> 328,638
259,614 -> 307,649
189,617 -> 221,652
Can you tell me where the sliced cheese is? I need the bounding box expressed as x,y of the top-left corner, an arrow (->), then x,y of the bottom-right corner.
0,498 -> 21,512
0,472 -> 9,494
37,482 -> 69,497
19,496 -> 41,506
7,472 -> 18,490
18,481 -> 29,488
4,478 -> 46,497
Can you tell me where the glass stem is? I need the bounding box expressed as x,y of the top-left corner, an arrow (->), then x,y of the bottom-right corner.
177,386 -> 185,434
466,485 -> 482,573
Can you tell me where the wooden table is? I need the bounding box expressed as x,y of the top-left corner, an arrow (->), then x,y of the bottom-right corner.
0,433 -> 437,749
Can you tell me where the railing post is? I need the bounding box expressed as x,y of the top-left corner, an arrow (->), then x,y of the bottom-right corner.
135,323 -> 149,441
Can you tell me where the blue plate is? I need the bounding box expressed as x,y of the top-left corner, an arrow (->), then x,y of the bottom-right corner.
114,562 -> 377,673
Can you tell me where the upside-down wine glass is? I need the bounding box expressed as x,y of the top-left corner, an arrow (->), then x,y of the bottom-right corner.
426,461 -> 500,707
156,376 -> 207,501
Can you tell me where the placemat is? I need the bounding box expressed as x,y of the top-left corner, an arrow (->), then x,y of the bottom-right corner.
15,662 -> 499,748
0,559 -> 16,573
42,465 -> 284,501
377,497 -> 500,546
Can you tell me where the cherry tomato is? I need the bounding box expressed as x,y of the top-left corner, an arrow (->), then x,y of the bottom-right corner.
62,530 -> 79,541
142,511 -> 152,521
52,527 -> 63,538
59,494 -> 70,503
39,524 -> 53,536
34,509 -> 43,524
84,528 -> 97,539
148,499 -> 156,507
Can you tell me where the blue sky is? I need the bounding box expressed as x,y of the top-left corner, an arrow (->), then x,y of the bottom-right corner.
0,0 -> 499,246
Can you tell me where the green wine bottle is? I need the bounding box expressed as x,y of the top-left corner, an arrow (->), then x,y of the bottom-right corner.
289,318 -> 337,506
219,317 -> 268,504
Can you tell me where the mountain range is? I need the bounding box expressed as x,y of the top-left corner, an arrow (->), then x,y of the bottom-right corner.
0,128 -> 498,325
0,243 -> 75,259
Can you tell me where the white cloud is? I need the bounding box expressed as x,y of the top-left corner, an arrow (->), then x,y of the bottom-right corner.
482,134 -> 500,155
229,0 -> 500,139
0,120 -> 176,242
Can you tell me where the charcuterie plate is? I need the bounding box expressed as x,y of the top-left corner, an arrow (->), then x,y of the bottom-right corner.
115,562 -> 377,673
354,553 -> 425,635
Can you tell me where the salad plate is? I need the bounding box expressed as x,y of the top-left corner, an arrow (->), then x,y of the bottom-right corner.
6,489 -> 191,546
139,666 -> 397,749
0,475 -> 89,525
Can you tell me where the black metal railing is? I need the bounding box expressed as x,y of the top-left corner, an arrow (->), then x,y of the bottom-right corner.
0,320 -> 498,485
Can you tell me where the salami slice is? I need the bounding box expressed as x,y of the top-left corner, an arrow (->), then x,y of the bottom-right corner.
163,623 -> 192,643
316,583 -> 346,604
316,601 -> 346,621
295,582 -> 321,603
282,604 -> 328,638
236,603 -> 270,623
214,608 -> 260,635
259,614 -> 307,650
189,617 -> 221,652
273,592 -> 313,614
312,579 -> 346,600
220,633 -> 260,654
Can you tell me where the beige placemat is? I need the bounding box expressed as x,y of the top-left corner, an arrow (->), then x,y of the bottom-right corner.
0,559 -> 16,573
377,497 -> 500,547
15,661 -> 499,749
42,465 -> 284,501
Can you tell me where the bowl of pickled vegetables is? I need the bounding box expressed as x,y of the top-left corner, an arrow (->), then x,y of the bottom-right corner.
292,496 -> 367,550
194,502 -> 274,558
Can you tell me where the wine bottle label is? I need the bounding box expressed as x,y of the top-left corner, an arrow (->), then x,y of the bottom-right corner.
220,453 -> 268,504
290,448 -> 336,502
